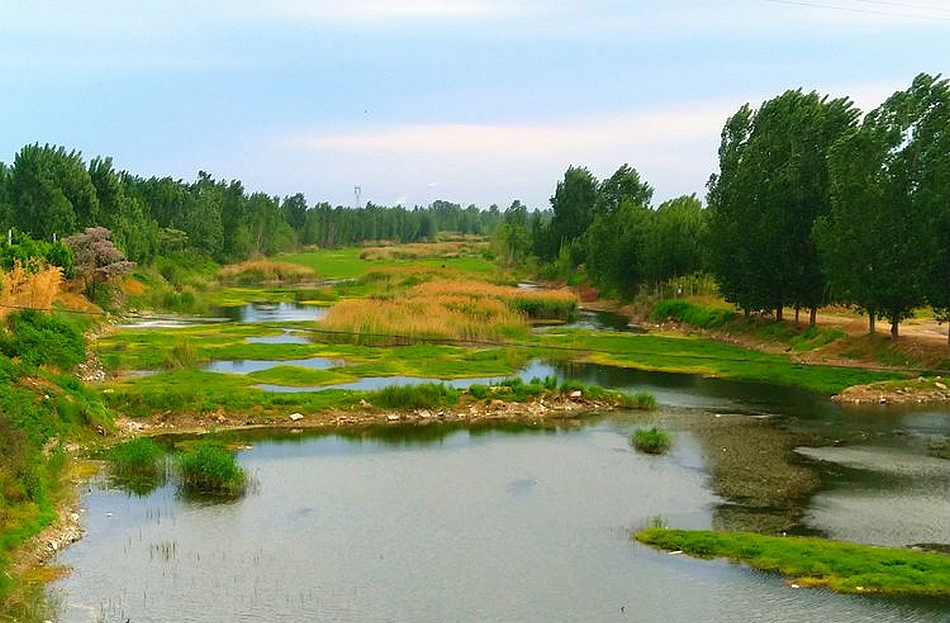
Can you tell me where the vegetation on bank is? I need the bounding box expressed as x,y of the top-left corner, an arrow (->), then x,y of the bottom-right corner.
0,307 -> 108,615
636,528 -> 950,598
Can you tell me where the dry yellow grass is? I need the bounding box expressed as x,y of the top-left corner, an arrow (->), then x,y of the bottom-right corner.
0,263 -> 62,320
217,260 -> 317,284
359,240 -> 489,261
320,279 -> 577,342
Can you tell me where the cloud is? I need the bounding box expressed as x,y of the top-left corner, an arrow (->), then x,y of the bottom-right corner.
276,102 -> 735,207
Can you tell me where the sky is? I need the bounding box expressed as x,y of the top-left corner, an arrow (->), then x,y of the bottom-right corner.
1,1 -> 948,211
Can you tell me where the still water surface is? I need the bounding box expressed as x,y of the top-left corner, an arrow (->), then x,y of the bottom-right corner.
53,418 -> 947,623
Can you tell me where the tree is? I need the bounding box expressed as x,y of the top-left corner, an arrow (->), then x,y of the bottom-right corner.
281,193 -> 308,232
546,166 -> 599,264
819,73 -> 949,338
494,200 -> 532,267
641,195 -> 707,290
707,92 -> 859,322
7,144 -> 99,240
64,227 -> 134,303
596,164 -> 653,215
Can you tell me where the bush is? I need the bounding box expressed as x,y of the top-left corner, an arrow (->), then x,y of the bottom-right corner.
370,383 -> 459,409
178,443 -> 247,498
1,310 -> 85,370
631,427 -> 672,455
107,438 -> 167,496
650,299 -> 735,330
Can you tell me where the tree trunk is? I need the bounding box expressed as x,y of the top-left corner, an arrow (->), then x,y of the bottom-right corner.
891,320 -> 899,339
809,306 -> 817,327
775,306 -> 783,321
794,306 -> 800,323
869,311 -> 876,333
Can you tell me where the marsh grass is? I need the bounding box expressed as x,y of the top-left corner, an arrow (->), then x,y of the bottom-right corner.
107,438 -> 167,495
635,528 -> 950,598
0,263 -> 62,320
358,240 -> 490,261
535,329 -> 903,394
370,383 -> 460,409
321,280 -> 577,344
631,427 -> 672,454
217,260 -> 317,285
178,443 -> 247,498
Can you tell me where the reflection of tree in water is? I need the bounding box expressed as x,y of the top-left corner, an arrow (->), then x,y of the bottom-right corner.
685,414 -> 820,535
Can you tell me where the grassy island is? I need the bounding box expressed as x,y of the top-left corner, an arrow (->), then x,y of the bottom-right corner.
636,528 -> 950,599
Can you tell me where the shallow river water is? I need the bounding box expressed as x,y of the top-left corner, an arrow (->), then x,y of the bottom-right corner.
52,412 -> 948,623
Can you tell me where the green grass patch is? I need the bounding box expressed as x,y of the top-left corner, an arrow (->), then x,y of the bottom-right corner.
651,298 -> 736,330
531,329 -> 903,395
178,443 -> 247,498
631,427 -> 672,454
106,438 -> 168,495
369,383 -> 460,409
635,528 -> 950,598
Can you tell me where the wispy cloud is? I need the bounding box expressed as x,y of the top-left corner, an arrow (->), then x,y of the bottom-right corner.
277,102 -> 735,207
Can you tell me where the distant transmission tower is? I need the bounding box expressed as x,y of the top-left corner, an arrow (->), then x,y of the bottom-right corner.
354,185 -> 362,209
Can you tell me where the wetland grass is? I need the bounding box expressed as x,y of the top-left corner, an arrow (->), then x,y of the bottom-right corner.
217,260 -> 317,285
320,279 -> 577,344
635,528 -> 950,598
106,438 -> 167,495
178,443 -> 247,498
631,427 -> 672,454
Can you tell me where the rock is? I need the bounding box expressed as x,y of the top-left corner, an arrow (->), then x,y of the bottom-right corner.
936,382 -> 947,390
387,414 -> 400,422
289,412 -> 304,422
568,390 -> 583,400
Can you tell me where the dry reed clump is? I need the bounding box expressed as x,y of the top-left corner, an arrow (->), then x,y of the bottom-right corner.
320,279 -> 578,342
217,260 -> 317,285
0,263 -> 62,321
359,240 -> 489,261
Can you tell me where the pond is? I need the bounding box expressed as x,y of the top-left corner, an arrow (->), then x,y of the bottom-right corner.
51,417 -> 948,623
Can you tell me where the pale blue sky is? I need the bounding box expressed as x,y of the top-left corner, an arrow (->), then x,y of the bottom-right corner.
1,1 -> 947,210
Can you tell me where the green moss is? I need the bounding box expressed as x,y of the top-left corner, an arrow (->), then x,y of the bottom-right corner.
635,528 -> 950,598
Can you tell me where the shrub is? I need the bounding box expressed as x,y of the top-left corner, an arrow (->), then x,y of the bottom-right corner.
370,383 -> 459,410
0,310 -> 85,370
107,438 -> 167,496
178,443 -> 247,498
631,427 -> 672,455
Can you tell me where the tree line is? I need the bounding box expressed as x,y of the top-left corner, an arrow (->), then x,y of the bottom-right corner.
2,73 -> 947,338
498,73 -> 948,339
0,155 -> 502,265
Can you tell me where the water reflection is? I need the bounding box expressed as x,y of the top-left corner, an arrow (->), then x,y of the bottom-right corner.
53,421 -> 949,623
215,301 -> 328,323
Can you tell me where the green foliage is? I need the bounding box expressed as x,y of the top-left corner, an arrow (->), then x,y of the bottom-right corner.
107,438 -> 167,495
631,427 -> 672,454
0,229 -> 75,277
178,443 -> 247,498
1,310 -> 86,370
650,298 -> 736,329
635,528 -> 950,598
819,73 -> 950,337
707,91 -> 859,319
370,382 -> 460,410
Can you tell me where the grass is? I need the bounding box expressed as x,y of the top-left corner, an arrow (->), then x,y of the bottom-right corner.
635,528 -> 950,598
177,443 -> 247,498
217,260 -> 317,285
531,329 -> 904,395
106,437 -> 167,495
319,279 -> 577,344
631,427 -> 672,454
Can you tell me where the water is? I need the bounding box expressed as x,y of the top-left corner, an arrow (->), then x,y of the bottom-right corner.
51,421 -> 947,623
216,302 -> 328,323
